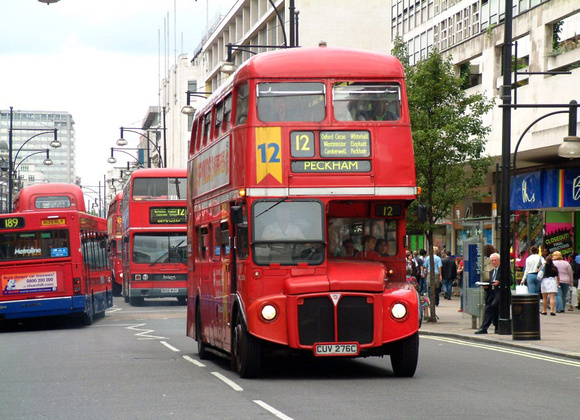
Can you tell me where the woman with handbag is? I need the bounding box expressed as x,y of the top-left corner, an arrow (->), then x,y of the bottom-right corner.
552,251 -> 574,312
539,255 -> 559,316
521,246 -> 544,294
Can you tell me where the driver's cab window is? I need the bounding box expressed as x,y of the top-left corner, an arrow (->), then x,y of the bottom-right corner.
328,218 -> 397,258
252,200 -> 324,265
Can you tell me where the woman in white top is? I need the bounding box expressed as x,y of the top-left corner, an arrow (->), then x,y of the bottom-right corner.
521,246 -> 543,294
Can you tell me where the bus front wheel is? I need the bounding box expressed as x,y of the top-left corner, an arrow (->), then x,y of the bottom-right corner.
231,312 -> 261,378
390,332 -> 419,377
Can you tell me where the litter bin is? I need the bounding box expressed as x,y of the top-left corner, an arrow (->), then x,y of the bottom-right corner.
511,292 -> 540,340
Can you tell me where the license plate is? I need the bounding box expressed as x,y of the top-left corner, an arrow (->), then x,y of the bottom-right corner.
314,343 -> 359,356
161,288 -> 178,293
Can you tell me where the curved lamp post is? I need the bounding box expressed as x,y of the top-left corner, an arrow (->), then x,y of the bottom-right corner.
117,127 -> 165,168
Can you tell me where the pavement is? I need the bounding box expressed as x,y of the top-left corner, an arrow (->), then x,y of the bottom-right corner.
419,293 -> 580,359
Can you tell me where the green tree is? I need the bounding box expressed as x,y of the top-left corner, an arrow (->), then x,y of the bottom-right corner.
393,36 -> 494,322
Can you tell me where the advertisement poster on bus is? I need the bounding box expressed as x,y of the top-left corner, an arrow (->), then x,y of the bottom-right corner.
1,271 -> 58,295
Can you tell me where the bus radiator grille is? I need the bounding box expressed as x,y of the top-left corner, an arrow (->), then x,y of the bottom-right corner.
298,296 -> 373,346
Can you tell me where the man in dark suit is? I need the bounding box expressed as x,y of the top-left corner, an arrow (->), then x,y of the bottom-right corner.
475,252 -> 501,334
441,251 -> 457,300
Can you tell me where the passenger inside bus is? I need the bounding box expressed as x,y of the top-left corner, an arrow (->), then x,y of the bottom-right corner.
371,99 -> 399,121
356,235 -> 380,258
262,207 -> 305,240
375,239 -> 388,256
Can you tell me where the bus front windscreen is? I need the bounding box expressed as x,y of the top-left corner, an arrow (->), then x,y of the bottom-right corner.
252,200 -> 324,265
132,233 -> 187,265
0,230 -> 70,261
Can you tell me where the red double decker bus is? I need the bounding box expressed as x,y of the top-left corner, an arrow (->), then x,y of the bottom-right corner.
107,191 -> 123,296
13,183 -> 87,212
0,204 -> 112,324
120,168 -> 188,305
186,47 -> 421,378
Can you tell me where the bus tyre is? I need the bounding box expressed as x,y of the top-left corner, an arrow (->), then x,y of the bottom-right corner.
390,332 -> 419,377
232,312 -> 261,378
196,305 -> 210,360
112,281 -> 122,297
129,296 -> 144,306
82,299 -> 94,326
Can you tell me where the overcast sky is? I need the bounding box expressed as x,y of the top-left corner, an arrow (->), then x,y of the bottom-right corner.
1,0 -> 235,193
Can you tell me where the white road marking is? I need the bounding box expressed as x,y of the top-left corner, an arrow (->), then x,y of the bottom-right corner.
211,372 -> 243,391
125,323 -> 168,340
160,341 -> 180,352
183,355 -> 205,367
424,336 -> 580,367
254,400 -> 293,420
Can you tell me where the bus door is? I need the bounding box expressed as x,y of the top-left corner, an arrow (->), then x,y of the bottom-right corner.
214,220 -> 232,345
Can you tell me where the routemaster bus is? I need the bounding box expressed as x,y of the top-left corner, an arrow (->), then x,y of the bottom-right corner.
107,191 -> 124,296
186,46 -> 421,378
0,207 -> 112,324
120,168 -> 188,305
13,183 -> 87,212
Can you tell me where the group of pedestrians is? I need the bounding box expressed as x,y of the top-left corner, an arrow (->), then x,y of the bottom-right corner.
521,248 -> 580,314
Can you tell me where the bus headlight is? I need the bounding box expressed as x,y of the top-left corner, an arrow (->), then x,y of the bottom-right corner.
261,304 -> 277,321
143,274 -> 149,280
391,303 -> 407,319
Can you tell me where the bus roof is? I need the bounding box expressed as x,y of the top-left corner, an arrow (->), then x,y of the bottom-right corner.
129,168 -> 187,178
234,47 -> 406,82
14,183 -> 87,212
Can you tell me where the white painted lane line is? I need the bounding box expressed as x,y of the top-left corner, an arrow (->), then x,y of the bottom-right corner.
183,355 -> 205,367
125,323 -> 168,340
160,341 -> 180,352
254,400 -> 293,420
424,336 -> 580,367
211,372 -> 243,391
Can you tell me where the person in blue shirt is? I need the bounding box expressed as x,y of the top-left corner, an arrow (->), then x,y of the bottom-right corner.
424,246 -> 443,305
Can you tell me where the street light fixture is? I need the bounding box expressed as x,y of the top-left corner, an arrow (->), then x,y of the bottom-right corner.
181,90 -> 212,115
107,147 -> 145,168
117,126 -> 165,168
7,106 -> 60,212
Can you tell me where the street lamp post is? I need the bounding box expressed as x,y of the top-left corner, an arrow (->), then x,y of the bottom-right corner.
117,127 -> 165,168
7,107 -> 60,212
107,147 -> 145,168
498,0 -> 580,335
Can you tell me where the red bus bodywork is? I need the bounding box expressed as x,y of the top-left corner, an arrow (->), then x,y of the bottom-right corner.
186,47 -> 421,378
0,210 -> 112,323
120,168 -> 188,305
107,192 -> 123,296
13,183 -> 87,212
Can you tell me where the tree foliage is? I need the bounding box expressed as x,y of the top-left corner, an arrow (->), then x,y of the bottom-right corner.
392,36 -> 494,321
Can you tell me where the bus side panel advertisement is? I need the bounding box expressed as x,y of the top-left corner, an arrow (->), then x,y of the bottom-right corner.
1,271 -> 58,295
193,137 -> 230,196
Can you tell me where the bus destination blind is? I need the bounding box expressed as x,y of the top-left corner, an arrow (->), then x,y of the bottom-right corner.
150,207 -> 186,224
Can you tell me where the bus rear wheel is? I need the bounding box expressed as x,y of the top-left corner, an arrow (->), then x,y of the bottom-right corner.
390,332 -> 419,377
231,312 -> 261,378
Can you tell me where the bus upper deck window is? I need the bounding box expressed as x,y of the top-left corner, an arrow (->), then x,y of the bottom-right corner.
257,82 -> 325,122
333,83 -> 401,122
235,84 -> 249,126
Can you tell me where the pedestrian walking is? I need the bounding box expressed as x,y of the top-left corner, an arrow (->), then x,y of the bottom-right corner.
553,251 -> 574,312
475,252 -> 500,334
521,246 -> 544,294
539,255 -> 559,316
424,246 -> 443,306
441,250 -> 457,300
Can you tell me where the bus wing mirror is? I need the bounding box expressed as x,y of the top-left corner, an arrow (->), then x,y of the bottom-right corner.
123,236 -> 129,244
417,204 -> 427,223
231,206 -> 243,224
